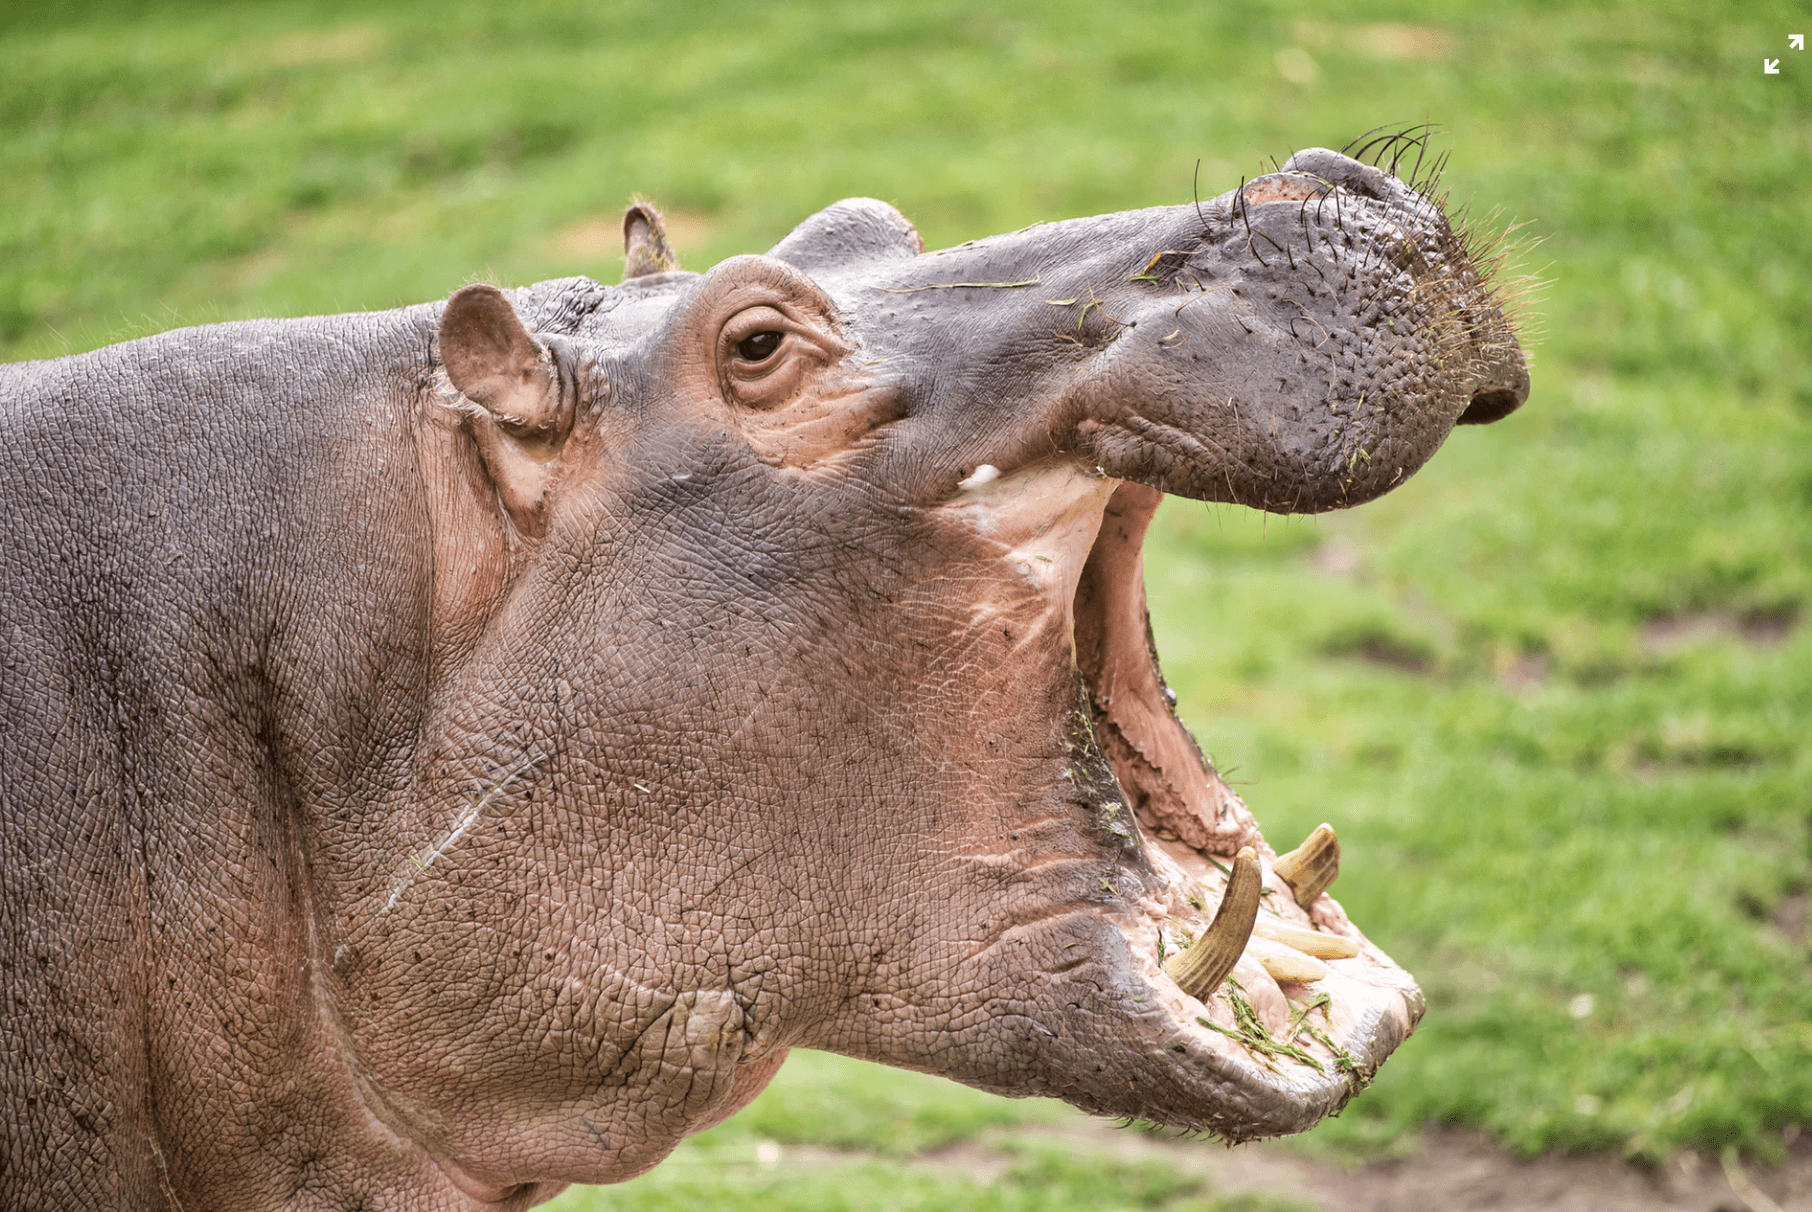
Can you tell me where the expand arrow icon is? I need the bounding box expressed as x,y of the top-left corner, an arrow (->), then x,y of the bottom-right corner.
1766,58 -> 1781,73
1792,34 -> 1805,50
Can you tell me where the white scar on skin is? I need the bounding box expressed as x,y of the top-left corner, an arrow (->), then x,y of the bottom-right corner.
375,752 -> 546,918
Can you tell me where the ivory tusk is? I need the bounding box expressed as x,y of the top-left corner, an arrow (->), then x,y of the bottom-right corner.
1273,823 -> 1340,908
1164,846 -> 1260,1003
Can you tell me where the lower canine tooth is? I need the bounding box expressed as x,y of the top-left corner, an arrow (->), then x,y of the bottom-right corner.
1164,846 -> 1260,1003
1273,823 -> 1340,908
1253,919 -> 1361,960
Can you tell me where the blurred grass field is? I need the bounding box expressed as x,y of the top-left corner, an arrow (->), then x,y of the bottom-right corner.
4,0 -> 1808,1204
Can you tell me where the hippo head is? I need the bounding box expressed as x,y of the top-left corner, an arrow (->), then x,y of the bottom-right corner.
398,147 -> 1527,1190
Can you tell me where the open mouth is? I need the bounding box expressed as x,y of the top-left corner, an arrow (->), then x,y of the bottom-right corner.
947,461 -> 1425,1139
1076,478 -> 1425,1133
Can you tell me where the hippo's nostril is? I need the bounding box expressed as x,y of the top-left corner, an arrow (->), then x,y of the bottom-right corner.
1456,387 -> 1523,426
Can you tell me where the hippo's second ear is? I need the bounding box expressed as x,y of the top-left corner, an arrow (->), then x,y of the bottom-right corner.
623,202 -> 680,280
766,198 -> 923,274
439,284 -> 575,538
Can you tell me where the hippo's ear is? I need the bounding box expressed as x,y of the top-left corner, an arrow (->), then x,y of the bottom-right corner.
766,198 -> 923,274
438,284 -> 575,538
623,202 -> 680,280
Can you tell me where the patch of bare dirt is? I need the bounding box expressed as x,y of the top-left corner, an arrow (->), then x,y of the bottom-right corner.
1496,652 -> 1549,691
1773,891 -> 1808,947
1641,610 -> 1800,654
1309,537 -> 1362,576
935,1121 -> 1812,1212
1252,1132 -> 1812,1212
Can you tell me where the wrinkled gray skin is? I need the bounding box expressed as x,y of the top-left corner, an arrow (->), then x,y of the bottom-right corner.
0,150 -> 1526,1210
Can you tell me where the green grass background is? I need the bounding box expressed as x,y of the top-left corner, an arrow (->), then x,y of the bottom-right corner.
4,0 -> 1807,1204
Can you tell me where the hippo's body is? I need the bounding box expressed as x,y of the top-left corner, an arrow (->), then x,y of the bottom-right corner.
0,147 -> 1527,1210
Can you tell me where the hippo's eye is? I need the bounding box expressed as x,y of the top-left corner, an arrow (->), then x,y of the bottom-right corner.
719,302 -> 842,410
735,331 -> 784,363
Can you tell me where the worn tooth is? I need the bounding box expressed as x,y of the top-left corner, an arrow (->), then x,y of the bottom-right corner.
1164,846 -> 1260,1003
1273,823 -> 1340,908
1253,918 -> 1361,960
1252,942 -> 1329,984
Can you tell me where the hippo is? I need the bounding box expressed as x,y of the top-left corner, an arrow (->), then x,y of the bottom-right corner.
0,143 -> 1527,1209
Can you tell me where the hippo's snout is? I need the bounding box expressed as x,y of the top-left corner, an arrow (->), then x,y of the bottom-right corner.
1282,146 -> 1532,429
1283,147 -> 1532,429
1035,146 -> 1536,511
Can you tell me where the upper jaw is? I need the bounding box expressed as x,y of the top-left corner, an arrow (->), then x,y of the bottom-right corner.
941,459 -> 1424,1138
